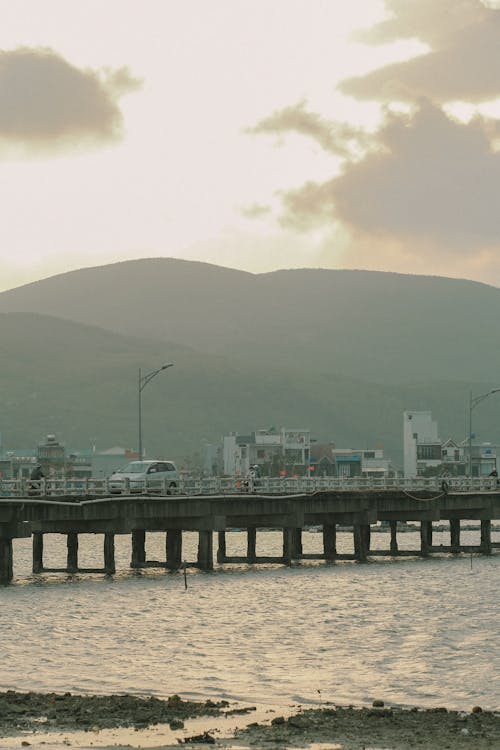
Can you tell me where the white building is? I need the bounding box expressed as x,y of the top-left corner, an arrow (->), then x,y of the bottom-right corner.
403,411 -> 441,477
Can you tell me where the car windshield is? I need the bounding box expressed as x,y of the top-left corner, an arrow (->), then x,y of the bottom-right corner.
118,462 -> 150,474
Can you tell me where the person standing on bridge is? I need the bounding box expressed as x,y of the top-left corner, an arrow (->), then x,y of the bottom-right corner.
28,464 -> 44,496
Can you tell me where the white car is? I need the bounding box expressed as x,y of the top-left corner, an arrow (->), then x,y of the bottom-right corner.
108,460 -> 179,495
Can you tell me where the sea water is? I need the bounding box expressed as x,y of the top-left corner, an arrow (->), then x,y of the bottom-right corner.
1,529 -> 499,711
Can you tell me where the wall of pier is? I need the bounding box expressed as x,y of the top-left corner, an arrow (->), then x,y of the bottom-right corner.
1,490 -> 499,583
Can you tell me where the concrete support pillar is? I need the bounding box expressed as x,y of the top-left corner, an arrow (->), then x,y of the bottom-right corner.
131,530 -> 146,568
480,520 -> 492,555
420,521 -> 433,556
104,533 -> 116,574
282,527 -> 294,565
166,529 -> 182,569
247,528 -> 257,563
353,524 -> 368,562
216,531 -> 226,564
32,532 -> 44,573
0,538 -> 13,585
450,519 -> 461,553
323,523 -> 336,561
66,533 -> 79,573
361,524 -> 371,554
292,528 -> 303,559
197,531 -> 213,570
389,521 -> 398,554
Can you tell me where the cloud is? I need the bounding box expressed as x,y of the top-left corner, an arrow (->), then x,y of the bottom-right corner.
340,0 -> 500,103
280,101 -> 500,252
0,47 -> 141,155
240,202 -> 272,219
249,0 -> 500,280
249,100 -> 369,158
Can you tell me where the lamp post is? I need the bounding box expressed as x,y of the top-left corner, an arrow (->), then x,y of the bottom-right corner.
138,363 -> 174,460
468,388 -> 500,477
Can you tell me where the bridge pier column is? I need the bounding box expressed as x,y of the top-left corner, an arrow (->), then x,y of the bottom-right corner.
389,521 -> 398,554
166,530 -> 182,569
420,521 -> 433,556
104,533 -> 116,574
67,533 -> 79,573
282,528 -> 294,565
247,528 -> 257,563
480,520 -> 492,555
292,528 -> 303,559
353,524 -> 368,562
0,538 -> 13,584
323,523 -> 336,561
362,524 -> 371,554
197,531 -> 213,570
216,531 -> 226,563
450,519 -> 461,553
32,532 -> 44,573
131,530 -> 146,568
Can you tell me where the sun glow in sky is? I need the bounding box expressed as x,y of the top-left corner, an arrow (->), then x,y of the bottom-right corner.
0,0 -> 499,291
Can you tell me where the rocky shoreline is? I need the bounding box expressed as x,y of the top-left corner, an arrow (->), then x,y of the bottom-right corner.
0,690 -> 226,734
236,703 -> 500,749
1,692 -> 499,749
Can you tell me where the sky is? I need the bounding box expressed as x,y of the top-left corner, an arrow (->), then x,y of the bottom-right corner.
0,0 -> 499,292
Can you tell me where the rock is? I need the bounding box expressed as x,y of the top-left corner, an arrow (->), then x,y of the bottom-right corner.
372,700 -> 384,708
169,719 -> 184,730
183,732 -> 215,744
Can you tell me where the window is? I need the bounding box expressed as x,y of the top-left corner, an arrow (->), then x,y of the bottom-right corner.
417,444 -> 441,460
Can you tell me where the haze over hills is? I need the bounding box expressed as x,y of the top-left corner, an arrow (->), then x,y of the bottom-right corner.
1,258 -> 500,385
2,259 -> 500,465
0,311 -> 494,466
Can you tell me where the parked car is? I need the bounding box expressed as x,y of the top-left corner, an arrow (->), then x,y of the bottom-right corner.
108,460 -> 179,495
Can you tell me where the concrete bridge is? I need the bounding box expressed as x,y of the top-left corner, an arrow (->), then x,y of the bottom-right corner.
1,481 -> 499,584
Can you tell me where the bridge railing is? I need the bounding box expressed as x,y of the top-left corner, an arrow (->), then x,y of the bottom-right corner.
1,474 -> 498,498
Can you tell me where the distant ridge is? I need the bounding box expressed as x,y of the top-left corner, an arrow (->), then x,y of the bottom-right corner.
1,257 -> 500,384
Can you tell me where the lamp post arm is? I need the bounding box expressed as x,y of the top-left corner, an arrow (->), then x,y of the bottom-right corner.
139,363 -> 174,393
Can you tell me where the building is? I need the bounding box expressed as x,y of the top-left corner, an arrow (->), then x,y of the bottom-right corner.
309,444 -> 392,477
403,411 -> 442,477
222,427 -> 311,477
404,411 -> 497,477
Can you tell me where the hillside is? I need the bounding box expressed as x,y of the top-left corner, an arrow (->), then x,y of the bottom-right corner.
0,258 -> 499,384
0,312 -> 499,466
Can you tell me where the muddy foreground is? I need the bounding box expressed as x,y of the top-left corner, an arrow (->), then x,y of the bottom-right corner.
0,692 -> 499,749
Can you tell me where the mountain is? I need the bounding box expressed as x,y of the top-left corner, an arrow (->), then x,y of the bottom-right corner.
1,258 -> 500,384
0,311 -> 498,466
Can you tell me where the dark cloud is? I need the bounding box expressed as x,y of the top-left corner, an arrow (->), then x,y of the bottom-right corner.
0,47 -> 141,153
280,101 -> 500,251
249,100 -> 369,158
340,0 -> 500,103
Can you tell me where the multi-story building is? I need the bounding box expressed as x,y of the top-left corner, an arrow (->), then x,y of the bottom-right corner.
403,411 -> 442,477
222,427 -> 311,477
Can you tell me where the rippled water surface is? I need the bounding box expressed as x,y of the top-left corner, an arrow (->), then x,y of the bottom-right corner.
1,530 -> 499,711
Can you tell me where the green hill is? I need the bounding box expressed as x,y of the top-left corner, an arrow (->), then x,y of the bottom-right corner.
0,258 -> 499,385
0,311 -> 498,467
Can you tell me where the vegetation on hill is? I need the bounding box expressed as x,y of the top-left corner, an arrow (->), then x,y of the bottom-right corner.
1,258 -> 500,384
1,311 -> 499,468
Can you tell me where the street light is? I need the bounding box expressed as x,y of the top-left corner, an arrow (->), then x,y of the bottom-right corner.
138,363 -> 174,460
468,388 -> 500,476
